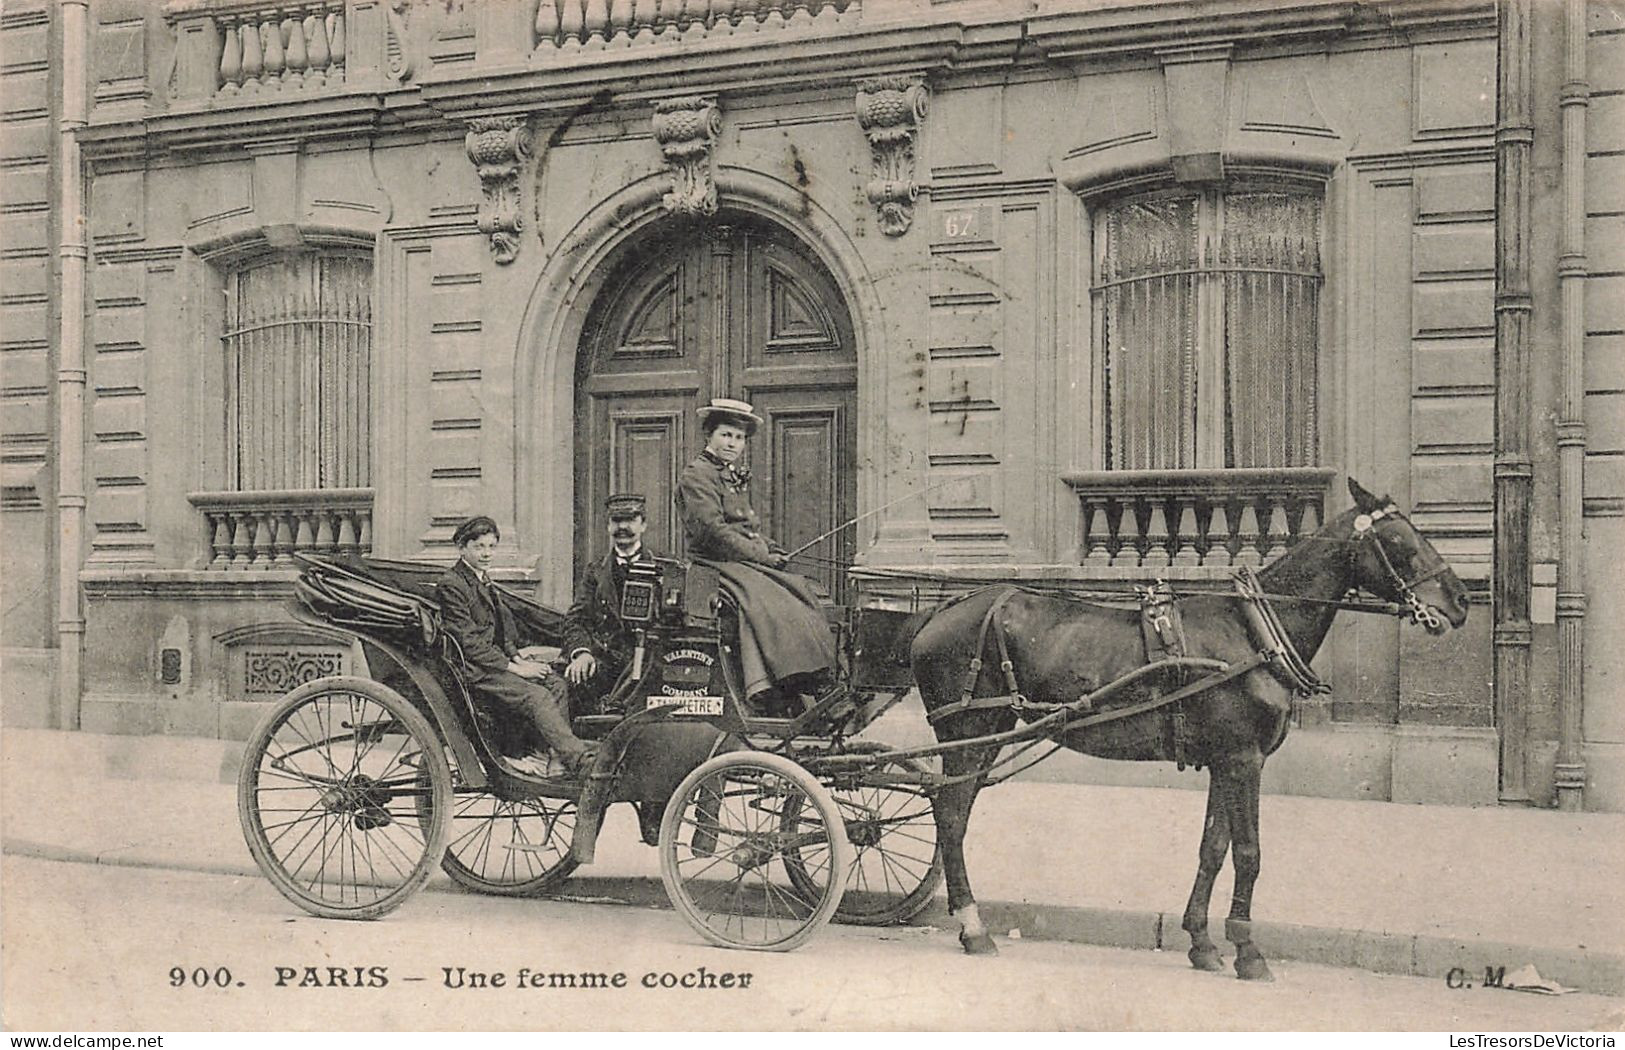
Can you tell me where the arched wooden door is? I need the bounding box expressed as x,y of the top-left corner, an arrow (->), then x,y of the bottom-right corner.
575,216 -> 857,600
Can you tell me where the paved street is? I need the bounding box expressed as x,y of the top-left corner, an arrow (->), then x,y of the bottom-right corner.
3,856 -> 1619,1032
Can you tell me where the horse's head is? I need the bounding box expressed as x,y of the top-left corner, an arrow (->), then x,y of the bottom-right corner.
1344,479 -> 1469,635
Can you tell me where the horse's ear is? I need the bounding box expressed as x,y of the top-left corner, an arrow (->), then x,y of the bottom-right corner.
1347,477 -> 1381,512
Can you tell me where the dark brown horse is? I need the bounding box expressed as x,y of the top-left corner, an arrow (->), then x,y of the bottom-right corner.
908,479 -> 1469,979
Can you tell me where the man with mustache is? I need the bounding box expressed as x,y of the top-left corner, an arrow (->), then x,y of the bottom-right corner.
562,493 -> 660,710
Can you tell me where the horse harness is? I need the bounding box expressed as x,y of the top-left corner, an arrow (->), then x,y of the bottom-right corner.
924,573 -> 1336,768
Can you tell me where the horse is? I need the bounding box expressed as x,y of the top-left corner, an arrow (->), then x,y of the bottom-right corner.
906,478 -> 1470,979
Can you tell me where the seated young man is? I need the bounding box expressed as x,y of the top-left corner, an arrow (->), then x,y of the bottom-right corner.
437,516 -> 591,778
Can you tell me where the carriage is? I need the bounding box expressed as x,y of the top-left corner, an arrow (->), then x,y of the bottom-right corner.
237,550 -> 944,951
240,480 -> 1468,971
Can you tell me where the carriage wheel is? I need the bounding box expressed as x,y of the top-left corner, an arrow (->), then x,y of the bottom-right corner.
784,755 -> 943,926
428,784 -> 580,897
658,752 -> 852,952
237,676 -> 451,920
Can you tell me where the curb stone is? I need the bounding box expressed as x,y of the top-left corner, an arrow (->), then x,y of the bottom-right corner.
6,839 -> 1619,997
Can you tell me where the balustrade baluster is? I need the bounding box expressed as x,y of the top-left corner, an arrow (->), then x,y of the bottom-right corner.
1206,502 -> 1234,566
219,19 -> 244,94
788,0 -> 813,25
733,0 -> 759,30
1263,501 -> 1290,560
1083,503 -> 1112,568
1142,501 -> 1172,568
608,0 -> 634,43
710,0 -> 735,33
210,515 -> 231,568
304,10 -> 330,87
1296,499 -> 1321,543
336,511 -> 360,557
1172,500 -> 1201,566
628,0 -> 656,40
249,510 -> 273,567
328,10 -> 345,80
583,0 -> 610,46
536,0 -> 562,47
294,509 -> 316,555
261,17 -> 285,89
284,14 -> 308,88
357,510 -> 373,554
1234,502 -> 1263,567
761,0 -> 787,29
239,20 -> 263,91
272,510 -> 295,564
560,0 -> 586,48
653,0 -> 681,38
315,510 -> 337,554
229,513 -> 252,569
682,0 -> 709,37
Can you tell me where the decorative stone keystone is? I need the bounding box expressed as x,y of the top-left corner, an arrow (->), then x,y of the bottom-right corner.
856,75 -> 928,236
652,96 -> 722,217
465,115 -> 533,264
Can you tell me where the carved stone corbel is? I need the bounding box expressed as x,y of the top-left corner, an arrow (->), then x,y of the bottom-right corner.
652,96 -> 722,217
465,116 -> 533,264
856,76 -> 929,237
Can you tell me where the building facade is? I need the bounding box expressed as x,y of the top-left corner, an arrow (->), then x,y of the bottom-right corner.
2,0 -> 1621,809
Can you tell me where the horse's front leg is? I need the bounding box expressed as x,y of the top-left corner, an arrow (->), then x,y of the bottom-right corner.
1216,746 -> 1272,981
933,743 -> 999,955
1181,773 -> 1230,972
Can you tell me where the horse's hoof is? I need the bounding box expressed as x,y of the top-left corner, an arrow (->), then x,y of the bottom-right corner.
1234,956 -> 1274,982
1188,947 -> 1225,972
959,931 -> 999,956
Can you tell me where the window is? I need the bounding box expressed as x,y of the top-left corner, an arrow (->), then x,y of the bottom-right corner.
224,254 -> 372,490
1092,186 -> 1322,470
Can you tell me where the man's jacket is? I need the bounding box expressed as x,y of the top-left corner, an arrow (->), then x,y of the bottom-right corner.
435,558 -> 519,680
563,547 -> 660,669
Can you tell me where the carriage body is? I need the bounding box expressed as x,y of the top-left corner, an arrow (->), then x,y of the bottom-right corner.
236,552 -> 942,949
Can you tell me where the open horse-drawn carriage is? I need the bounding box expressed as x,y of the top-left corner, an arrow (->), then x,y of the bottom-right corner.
238,549 -> 942,951
240,479 -> 1469,972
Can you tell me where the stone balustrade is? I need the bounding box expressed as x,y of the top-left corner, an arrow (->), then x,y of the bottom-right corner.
212,4 -> 348,96
534,0 -> 858,51
189,489 -> 374,569
165,0 -> 414,102
1061,468 -> 1336,570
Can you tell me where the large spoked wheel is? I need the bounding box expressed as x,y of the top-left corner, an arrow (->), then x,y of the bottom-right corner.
659,751 -> 852,952
786,754 -> 943,926
238,676 -> 451,920
428,783 -> 580,897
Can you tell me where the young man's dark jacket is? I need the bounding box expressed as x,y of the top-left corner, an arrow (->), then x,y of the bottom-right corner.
436,558 -> 525,680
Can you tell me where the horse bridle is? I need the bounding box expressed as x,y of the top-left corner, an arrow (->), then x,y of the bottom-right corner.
1350,504 -> 1451,630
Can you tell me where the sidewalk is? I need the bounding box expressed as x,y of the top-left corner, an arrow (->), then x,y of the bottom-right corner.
3,727 -> 1621,995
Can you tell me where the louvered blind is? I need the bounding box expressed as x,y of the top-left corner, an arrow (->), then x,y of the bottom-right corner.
224,254 -> 372,490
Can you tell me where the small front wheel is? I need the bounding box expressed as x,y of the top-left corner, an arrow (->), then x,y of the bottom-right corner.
787,754 -> 943,926
238,676 -> 451,920
658,752 -> 851,952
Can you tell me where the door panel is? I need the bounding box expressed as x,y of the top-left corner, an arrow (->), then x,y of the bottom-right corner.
575,217 -> 856,599
752,396 -> 851,600
609,405 -> 686,557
